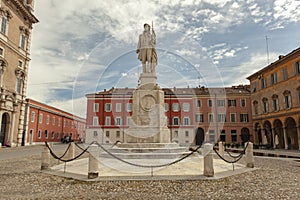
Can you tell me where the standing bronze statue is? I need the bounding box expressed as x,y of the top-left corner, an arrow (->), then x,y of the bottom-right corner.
136,23 -> 157,73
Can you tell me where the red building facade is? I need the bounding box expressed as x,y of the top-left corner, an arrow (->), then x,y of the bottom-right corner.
24,99 -> 86,145
86,86 -> 253,146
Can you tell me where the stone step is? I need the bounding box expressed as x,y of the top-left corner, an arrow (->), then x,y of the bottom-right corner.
116,143 -> 179,148
99,151 -> 193,159
107,147 -> 187,153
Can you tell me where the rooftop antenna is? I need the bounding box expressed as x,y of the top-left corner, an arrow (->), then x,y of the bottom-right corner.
266,36 -> 270,65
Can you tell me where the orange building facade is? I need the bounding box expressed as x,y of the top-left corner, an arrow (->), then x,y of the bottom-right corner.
85,86 -> 253,146
247,47 -> 300,150
24,99 -> 86,145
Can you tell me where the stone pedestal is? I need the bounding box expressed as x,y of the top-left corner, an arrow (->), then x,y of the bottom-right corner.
41,146 -> 50,170
203,143 -> 214,177
245,142 -> 254,168
218,142 -> 224,158
67,142 -> 75,160
88,144 -> 99,179
124,78 -> 170,143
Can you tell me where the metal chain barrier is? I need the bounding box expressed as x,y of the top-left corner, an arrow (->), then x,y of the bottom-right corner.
93,141 -> 202,168
213,142 -> 249,164
45,141 -> 93,162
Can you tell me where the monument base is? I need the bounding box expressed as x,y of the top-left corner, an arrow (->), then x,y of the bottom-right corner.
124,126 -> 170,143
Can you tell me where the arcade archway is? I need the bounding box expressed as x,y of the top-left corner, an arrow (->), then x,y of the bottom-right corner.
286,117 -> 298,150
0,113 -> 10,145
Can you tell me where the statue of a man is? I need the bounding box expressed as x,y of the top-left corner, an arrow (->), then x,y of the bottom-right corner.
136,23 -> 157,73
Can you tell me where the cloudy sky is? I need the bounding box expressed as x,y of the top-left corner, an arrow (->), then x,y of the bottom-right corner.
27,0 -> 300,117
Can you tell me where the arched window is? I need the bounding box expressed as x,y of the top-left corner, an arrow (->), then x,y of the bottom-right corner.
283,90 -> 292,109
253,100 -> 258,115
271,94 -> 279,111
262,98 -> 268,113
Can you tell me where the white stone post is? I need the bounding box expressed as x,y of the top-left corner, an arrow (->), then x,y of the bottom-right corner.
203,143 -> 214,177
41,146 -> 50,170
245,142 -> 254,168
218,142 -> 224,158
88,144 -> 99,179
283,127 -> 288,149
67,142 -> 75,160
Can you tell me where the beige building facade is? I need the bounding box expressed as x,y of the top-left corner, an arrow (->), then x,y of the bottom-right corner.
247,47 -> 300,150
0,0 -> 38,146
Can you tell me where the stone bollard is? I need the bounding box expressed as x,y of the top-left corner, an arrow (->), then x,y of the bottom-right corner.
218,142 -> 224,158
203,143 -> 214,177
245,142 -> 254,168
0,142 -> 2,148
67,142 -> 75,160
41,146 -> 50,170
88,144 -> 99,179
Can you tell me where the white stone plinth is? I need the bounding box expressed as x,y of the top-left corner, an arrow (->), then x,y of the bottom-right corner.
88,144 -> 99,179
41,146 -> 50,170
218,142 -> 224,158
245,142 -> 254,168
67,142 -> 75,160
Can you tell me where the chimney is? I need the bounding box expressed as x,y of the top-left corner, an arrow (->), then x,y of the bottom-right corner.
278,55 -> 284,60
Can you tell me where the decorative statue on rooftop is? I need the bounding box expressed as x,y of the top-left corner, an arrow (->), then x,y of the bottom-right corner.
136,22 -> 157,73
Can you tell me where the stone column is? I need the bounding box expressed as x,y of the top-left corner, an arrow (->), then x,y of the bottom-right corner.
245,142 -> 254,168
283,127 -> 288,150
41,146 -> 50,170
9,109 -> 17,146
88,144 -> 99,179
218,142 -> 224,158
67,142 -> 75,160
203,143 -> 214,177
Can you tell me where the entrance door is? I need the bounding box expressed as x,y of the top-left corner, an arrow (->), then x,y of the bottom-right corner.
0,113 -> 8,145
195,128 -> 204,146
29,130 -> 33,144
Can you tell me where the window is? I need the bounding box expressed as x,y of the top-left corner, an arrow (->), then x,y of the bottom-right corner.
261,77 -> 267,89
172,117 -> 180,125
283,67 -> 288,80
68,121 -> 70,128
164,103 -> 169,112
115,117 -> 122,125
63,119 -> 66,127
172,103 -> 180,112
183,117 -> 190,125
16,77 -> 23,94
38,130 -> 41,138
93,131 -> 98,137
228,99 -> 236,107
57,132 -> 60,139
208,99 -> 213,107
20,33 -> 26,49
1,16 -> 7,34
46,115 -> 50,125
93,116 -> 99,126
240,114 -> 249,122
52,117 -> 55,125
45,130 -> 48,139
217,113 -> 226,123
126,116 -> 131,125
39,114 -> 43,124
253,101 -> 258,115
126,103 -> 132,112
182,103 -> 190,112
294,61 -> 300,75
105,131 -> 110,137
230,113 -> 236,123
208,113 -> 214,122
51,131 -> 55,139
231,130 -> 237,142
31,111 -> 35,122
272,95 -> 279,111
105,103 -> 112,112
262,98 -> 269,113
116,103 -> 121,112
58,118 -> 61,127
93,103 -> 99,112
18,60 -> 23,68
174,130 -> 178,138
196,100 -> 201,107
0,47 -> 3,57
220,130 -> 226,142
105,116 -> 111,126
252,82 -> 257,92
217,100 -> 225,107
116,131 -> 120,138
185,131 -> 189,137
241,99 -> 246,107
195,113 -> 204,123
209,130 -> 215,143
284,92 -> 292,109
270,73 -> 277,85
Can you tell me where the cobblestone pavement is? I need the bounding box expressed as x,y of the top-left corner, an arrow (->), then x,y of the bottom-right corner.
0,147 -> 299,200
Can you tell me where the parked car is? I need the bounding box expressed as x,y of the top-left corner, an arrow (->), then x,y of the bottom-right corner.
61,136 -> 73,143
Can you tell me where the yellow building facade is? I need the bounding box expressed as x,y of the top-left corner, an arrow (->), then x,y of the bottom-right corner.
0,0 -> 38,146
247,47 -> 300,150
